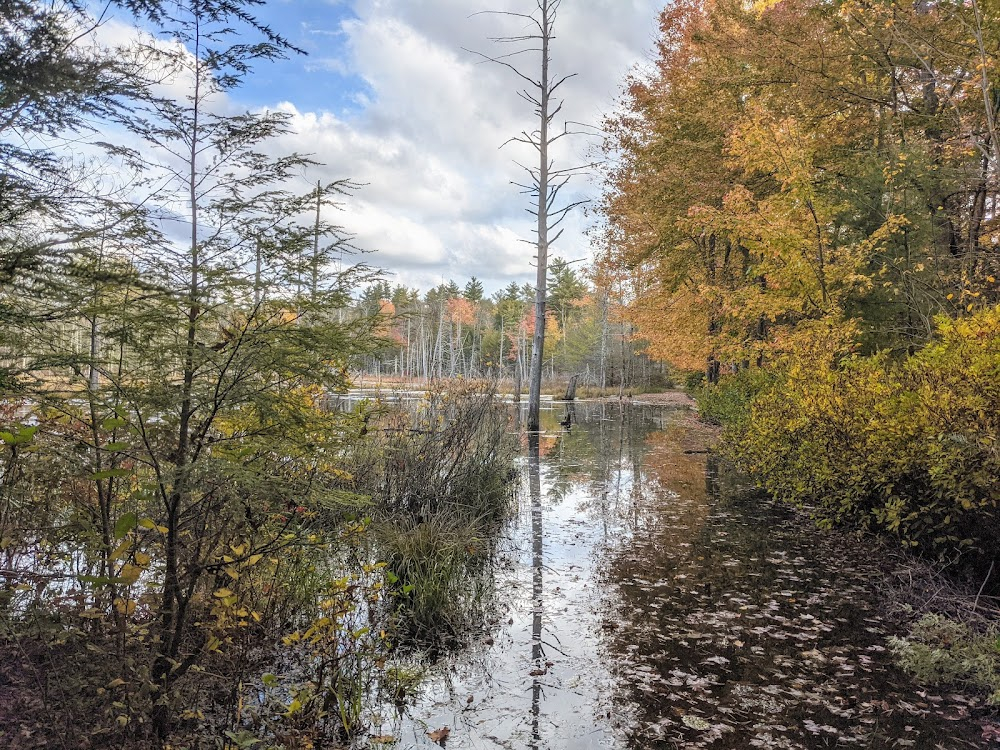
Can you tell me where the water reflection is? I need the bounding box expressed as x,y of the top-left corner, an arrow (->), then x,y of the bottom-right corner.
388,402 -> 989,749
528,432 -> 543,750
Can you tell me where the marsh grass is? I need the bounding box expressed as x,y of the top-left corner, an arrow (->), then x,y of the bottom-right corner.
340,381 -> 518,646
378,514 -> 496,645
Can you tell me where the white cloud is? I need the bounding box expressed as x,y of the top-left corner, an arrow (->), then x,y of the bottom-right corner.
72,1 -> 658,295
265,0 -> 661,293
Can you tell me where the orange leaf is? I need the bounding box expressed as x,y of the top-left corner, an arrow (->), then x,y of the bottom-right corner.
427,726 -> 450,744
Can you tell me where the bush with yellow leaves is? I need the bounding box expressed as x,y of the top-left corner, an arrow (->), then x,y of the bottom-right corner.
707,307 -> 1000,566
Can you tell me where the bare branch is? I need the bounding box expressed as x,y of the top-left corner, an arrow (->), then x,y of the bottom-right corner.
463,47 -> 541,89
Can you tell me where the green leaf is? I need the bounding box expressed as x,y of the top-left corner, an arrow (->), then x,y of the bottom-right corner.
102,417 -> 127,431
1,426 -> 38,446
113,512 -> 138,540
105,442 -> 129,452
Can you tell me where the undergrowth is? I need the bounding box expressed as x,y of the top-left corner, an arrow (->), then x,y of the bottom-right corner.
890,614 -> 1000,705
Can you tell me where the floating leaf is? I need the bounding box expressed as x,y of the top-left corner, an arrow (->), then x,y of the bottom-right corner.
681,715 -> 711,730
427,727 -> 450,744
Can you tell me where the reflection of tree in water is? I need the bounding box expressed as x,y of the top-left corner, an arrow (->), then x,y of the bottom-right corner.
527,433 -> 543,750
536,402 -> 665,511
516,403 -> 684,746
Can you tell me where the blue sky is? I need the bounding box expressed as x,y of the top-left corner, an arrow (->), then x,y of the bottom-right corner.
240,1 -> 372,117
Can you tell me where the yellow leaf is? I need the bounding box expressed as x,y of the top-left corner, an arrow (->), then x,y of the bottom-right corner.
119,564 -> 142,584
214,588 -> 234,598
109,540 -> 131,563
134,551 -> 151,566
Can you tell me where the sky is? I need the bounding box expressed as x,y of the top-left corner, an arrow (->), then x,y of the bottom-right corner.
105,0 -> 664,295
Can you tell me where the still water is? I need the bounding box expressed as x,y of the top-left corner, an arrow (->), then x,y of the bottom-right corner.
375,401 -> 990,749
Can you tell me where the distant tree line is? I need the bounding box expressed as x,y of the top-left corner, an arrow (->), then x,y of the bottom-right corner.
351,260 -> 668,393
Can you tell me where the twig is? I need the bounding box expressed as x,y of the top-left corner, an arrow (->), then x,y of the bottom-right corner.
972,560 -> 994,615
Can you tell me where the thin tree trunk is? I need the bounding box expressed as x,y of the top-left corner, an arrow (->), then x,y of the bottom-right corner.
311,180 -> 321,301
527,0 -> 552,432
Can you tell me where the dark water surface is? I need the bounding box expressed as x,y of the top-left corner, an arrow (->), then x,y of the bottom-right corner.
375,402 -> 992,749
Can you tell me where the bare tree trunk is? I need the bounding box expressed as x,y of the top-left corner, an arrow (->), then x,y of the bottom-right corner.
473,0 -> 585,430
599,292 -> 608,392
405,317 -> 411,378
563,374 -> 578,401
526,0 -> 552,432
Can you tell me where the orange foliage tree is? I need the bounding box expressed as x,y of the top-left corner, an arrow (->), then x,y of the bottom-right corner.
596,0 -> 1000,374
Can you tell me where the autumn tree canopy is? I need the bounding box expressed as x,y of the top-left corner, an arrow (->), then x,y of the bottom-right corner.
598,0 -> 1000,372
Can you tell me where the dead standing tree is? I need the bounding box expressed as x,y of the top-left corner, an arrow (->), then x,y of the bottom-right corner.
469,0 -> 589,431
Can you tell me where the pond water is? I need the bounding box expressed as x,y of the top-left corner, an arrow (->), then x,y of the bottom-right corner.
372,401 -> 992,749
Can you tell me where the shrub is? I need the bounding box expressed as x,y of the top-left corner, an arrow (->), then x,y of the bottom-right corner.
695,368 -> 777,426
711,307 -> 1000,564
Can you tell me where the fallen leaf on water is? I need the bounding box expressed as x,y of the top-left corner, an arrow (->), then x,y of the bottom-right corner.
370,736 -> 397,745
981,721 -> 1000,741
681,715 -> 711,730
427,726 -> 450,744
529,668 -> 547,676
466,694 -> 474,704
